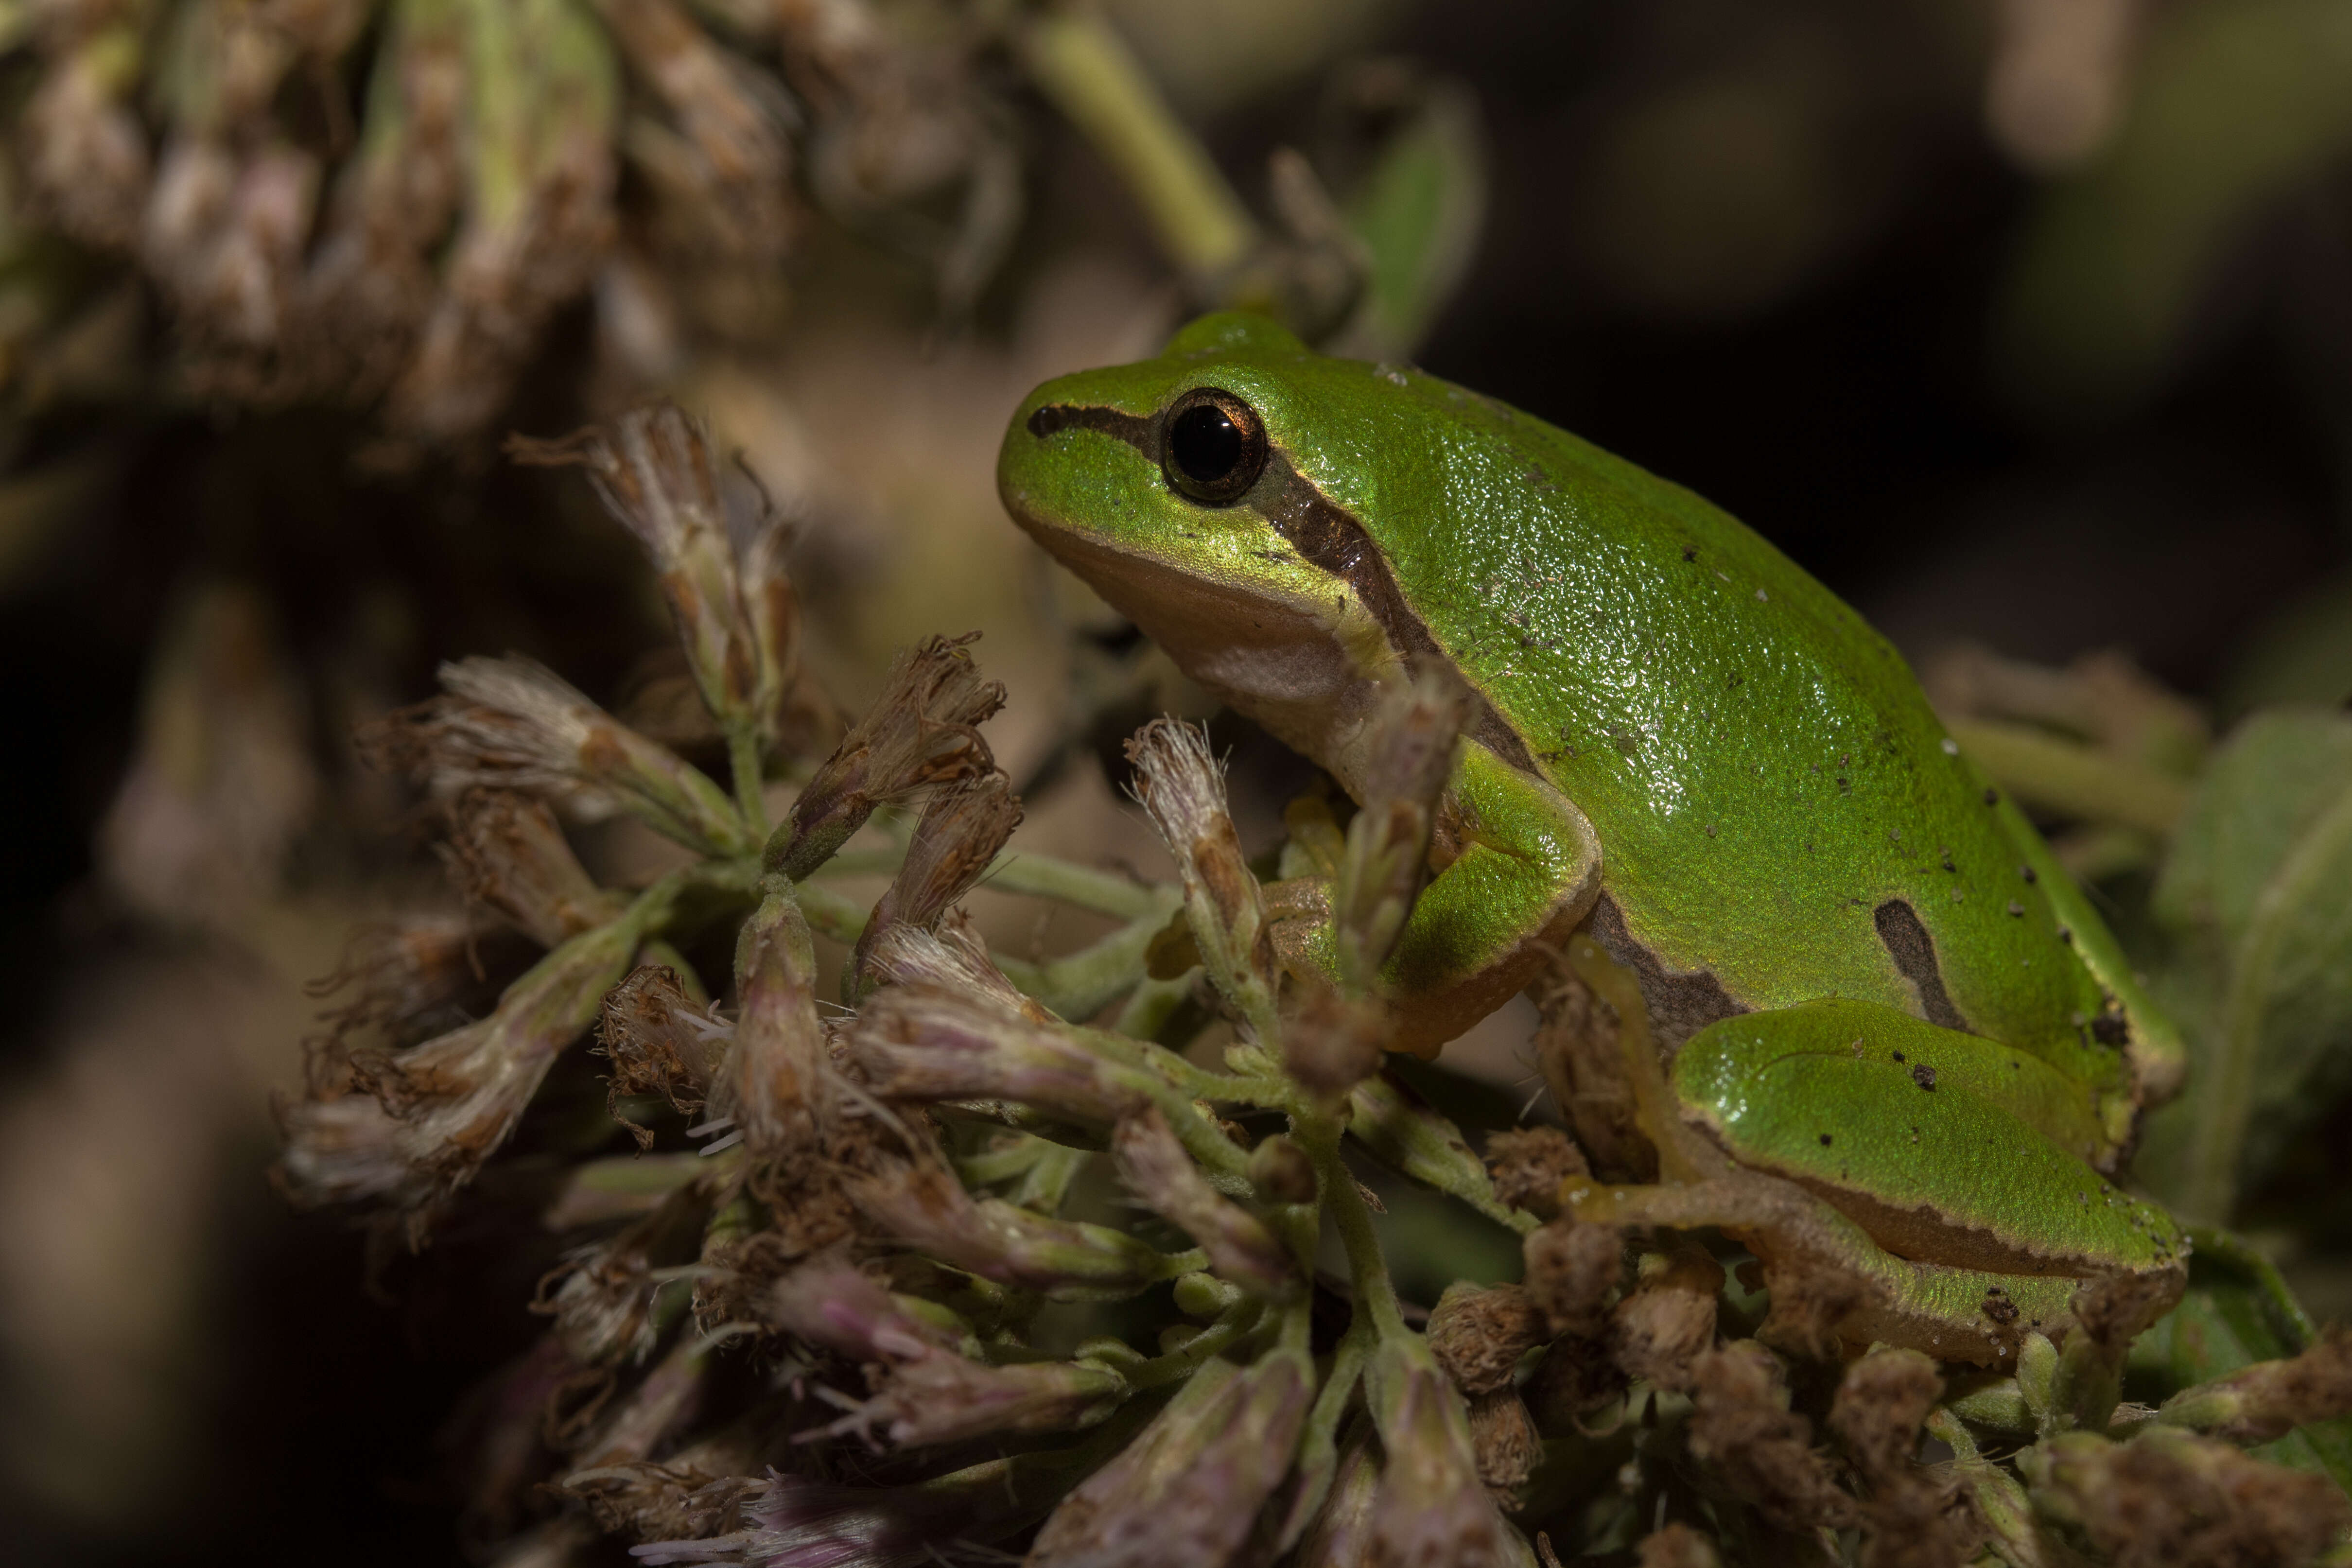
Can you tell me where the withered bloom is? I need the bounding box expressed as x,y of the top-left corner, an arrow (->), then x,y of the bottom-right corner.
850,1163 -> 1178,1300
596,965 -> 731,1145
633,1456 -> 1070,1568
1365,1335 -> 1508,1568
1281,980 -> 1390,1104
1026,1346 -> 1315,1568
843,982 -> 1143,1124
768,633 -> 1004,881
1331,666 -> 1468,995
1484,1126 -> 1588,1220
706,888 -> 826,1168
1523,1217 -> 1624,1339
1683,1342 -> 1858,1534
1113,1107 -> 1297,1299
305,911 -> 527,1054
443,788 -> 619,946
277,918 -> 637,1236
534,1182 -> 713,1367
2160,1324 -> 2352,1445
1428,1283 -> 1548,1396
847,770 -> 1022,996
860,918 -> 1048,1023
510,403 -> 799,749
2024,1427 -> 2349,1568
1608,1250 -> 1724,1394
371,655 -> 751,855
1125,719 -> 1278,1033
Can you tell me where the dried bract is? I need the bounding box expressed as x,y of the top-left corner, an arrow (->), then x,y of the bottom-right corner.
2160,1324 -> 2352,1446
844,983 -> 1143,1124
534,1184 -> 713,1367
1608,1250 -> 1723,1394
276,920 -> 637,1235
2024,1426 -> 2350,1568
1684,1342 -> 1859,1534
712,889 -> 826,1169
1522,1218 -> 1622,1339
1366,1335 -> 1506,1568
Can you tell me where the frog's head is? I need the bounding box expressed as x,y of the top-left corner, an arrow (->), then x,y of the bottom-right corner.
997,312 -> 1416,756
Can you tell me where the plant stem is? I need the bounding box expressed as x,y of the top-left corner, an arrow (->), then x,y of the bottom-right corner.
727,724 -> 769,838
1019,8 -> 1256,287
1949,719 -> 2190,837
984,853 -> 1174,921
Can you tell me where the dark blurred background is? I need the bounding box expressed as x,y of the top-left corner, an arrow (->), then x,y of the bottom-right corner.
3,0 -> 2348,1560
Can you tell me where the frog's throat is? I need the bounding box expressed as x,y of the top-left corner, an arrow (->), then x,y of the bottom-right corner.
1017,401 -> 1541,783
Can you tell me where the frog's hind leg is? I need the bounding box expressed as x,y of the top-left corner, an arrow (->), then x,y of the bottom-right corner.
1557,1170 -> 2077,1367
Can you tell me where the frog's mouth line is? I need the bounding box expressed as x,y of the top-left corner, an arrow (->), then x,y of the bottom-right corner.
1019,401 -> 1542,779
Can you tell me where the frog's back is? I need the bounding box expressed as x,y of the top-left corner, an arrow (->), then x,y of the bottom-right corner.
1279,356 -> 2151,1098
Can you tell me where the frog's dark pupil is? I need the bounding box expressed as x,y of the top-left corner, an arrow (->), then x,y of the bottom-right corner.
1170,403 -> 1243,483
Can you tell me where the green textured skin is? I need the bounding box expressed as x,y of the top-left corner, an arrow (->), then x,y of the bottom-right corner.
998,313 -> 2179,1188
1674,1001 -> 2184,1272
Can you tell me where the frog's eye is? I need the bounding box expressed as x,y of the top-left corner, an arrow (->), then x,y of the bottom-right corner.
1161,388 -> 1268,505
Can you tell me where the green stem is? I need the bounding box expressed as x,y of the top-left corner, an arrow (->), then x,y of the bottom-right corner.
983,853 -> 1175,921
1303,1122 -> 1406,1338
997,895 -> 1181,1019
727,724 -> 769,838
1125,1299 -> 1263,1390
2181,786 -> 2352,1223
1019,7 -> 1256,287
1949,720 -> 2189,837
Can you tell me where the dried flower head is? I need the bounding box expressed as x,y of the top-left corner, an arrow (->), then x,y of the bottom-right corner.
850,1162 -> 1180,1300
847,770 -> 1023,998
1331,666 -> 1469,995
1428,1283 -> 1548,1397
276,919 -> 637,1237
443,788 -> 619,947
2024,1426 -> 2350,1568
370,655 -> 751,855
1684,1341 -> 1859,1534
1126,719 -> 1278,1035
843,982 -> 1144,1124
510,404 -> 800,749
1483,1127 -> 1588,1220
1026,1346 -> 1315,1568
769,633 -> 1005,881
1114,1107 -> 1297,1299
595,965 -> 730,1145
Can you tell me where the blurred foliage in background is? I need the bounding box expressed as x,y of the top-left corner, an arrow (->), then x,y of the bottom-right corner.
2,0 -> 2351,1562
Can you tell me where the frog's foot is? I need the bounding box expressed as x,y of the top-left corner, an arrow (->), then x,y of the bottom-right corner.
1561,1171 -> 2180,1369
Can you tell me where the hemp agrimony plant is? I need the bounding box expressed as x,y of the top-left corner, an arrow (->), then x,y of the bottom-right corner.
276,405 -> 2352,1568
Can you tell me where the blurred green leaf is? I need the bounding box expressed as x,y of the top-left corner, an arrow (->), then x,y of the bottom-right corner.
2142,709 -> 2352,1220
1996,0 -> 2352,417
1333,76 -> 1486,360
2128,1228 -> 2352,1490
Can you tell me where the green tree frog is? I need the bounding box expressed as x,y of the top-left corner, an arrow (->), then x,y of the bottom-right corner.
997,312 -> 2186,1364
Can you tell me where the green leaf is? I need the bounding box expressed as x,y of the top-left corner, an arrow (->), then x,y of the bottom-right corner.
2141,708 -> 2352,1221
2127,1228 -> 2352,1492
1335,75 -> 1487,359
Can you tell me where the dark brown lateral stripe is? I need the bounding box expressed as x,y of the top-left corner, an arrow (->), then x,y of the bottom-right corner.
1257,459 -> 1540,775
1028,403 -> 1153,450
1024,399 -> 1541,778
1873,899 -> 1970,1033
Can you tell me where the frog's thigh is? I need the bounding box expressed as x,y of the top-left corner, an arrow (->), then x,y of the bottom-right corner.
1382,742 -> 1601,1056
1673,1003 -> 2182,1279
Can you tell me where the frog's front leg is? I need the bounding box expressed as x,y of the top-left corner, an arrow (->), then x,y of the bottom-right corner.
1272,738 -> 1603,1058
